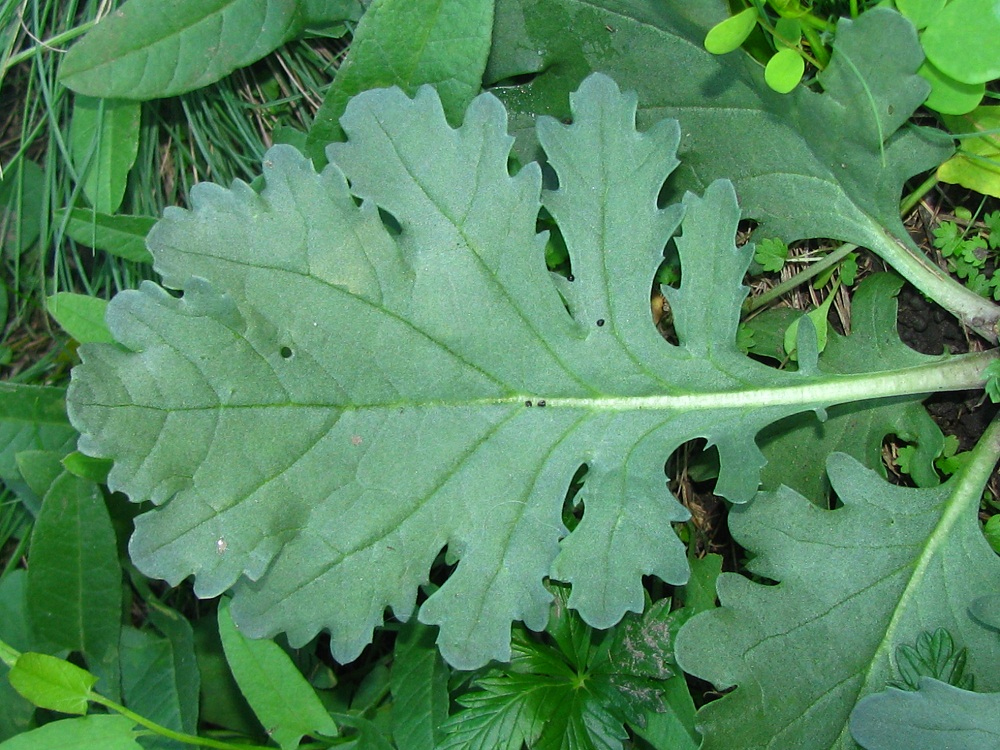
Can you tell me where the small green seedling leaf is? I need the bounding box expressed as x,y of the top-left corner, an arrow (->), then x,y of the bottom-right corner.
891,628 -> 974,691
58,208 -> 155,264
8,653 -> 97,714
47,294 -> 114,345
704,8 -> 758,55
773,17 -> 801,46
753,237 -> 788,272
922,0 -> 1000,84
217,599 -> 337,749
69,96 -> 140,214
783,292 -> 835,359
764,48 -> 805,94
0,715 -> 142,750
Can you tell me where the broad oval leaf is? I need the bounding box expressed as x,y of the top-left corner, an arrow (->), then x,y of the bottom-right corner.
703,8 -> 758,55
922,0 -> 1000,85
764,48 -> 804,94
58,0 -> 358,100
67,75 -> 995,670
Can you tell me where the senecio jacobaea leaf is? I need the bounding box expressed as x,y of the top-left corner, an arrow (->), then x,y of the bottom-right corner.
67,74 -> 995,669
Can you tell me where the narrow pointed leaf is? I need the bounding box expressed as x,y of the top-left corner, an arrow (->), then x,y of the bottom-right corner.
390,623 -> 449,750
58,208 -> 155,264
217,599 -> 336,749
47,294 -> 114,345
675,418 -> 1000,748
26,472 -> 122,695
69,96 -> 140,214
67,75 -> 995,671
120,618 -> 199,750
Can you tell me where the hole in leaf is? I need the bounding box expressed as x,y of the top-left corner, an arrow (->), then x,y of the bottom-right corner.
538,207 -> 572,279
486,70 -> 543,89
422,544 -> 456,599
736,218 -> 759,246
279,346 -> 293,359
540,160 -> 559,190
666,439 -> 729,557
653,238 -> 681,344
378,207 -> 402,236
561,464 -> 588,533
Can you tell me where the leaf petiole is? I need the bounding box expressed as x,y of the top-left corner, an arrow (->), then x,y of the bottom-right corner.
88,693 -> 269,750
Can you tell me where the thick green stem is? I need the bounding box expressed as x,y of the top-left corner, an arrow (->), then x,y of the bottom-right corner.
868,223 -> 1000,343
900,172 -> 939,216
800,22 -> 830,67
743,243 -> 857,315
89,694 -> 266,750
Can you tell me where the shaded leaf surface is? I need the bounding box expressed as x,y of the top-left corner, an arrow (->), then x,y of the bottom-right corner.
0,715 -> 141,750
307,0 -> 494,163
217,599 -> 336,749
850,678 -> 1000,750
758,274 -> 945,504
120,613 -> 199,750
0,385 -> 77,514
68,75 -> 994,670
487,2 -> 999,337
25,471 -> 121,698
675,432 -> 1000,748
389,623 -> 449,750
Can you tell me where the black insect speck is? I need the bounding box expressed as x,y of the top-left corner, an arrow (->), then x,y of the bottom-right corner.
596,319 -> 605,327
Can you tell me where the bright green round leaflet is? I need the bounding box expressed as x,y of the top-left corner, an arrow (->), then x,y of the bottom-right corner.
896,0 -> 947,29
764,48 -> 805,94
922,0 -> 1000,84
919,59 -> 985,115
773,17 -> 801,46
704,8 -> 758,55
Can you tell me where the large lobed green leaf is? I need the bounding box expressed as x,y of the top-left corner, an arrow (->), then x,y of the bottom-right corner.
487,2 -> 1000,340
67,74 -> 994,669
675,418 -> 1000,748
